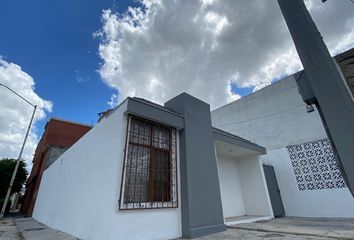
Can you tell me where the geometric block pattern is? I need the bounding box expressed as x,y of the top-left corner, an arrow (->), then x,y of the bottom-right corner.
287,139 -> 346,191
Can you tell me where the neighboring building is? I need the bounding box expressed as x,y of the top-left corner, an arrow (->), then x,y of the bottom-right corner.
33,93 -> 273,240
21,118 -> 92,216
335,47 -> 354,99
211,48 -> 354,218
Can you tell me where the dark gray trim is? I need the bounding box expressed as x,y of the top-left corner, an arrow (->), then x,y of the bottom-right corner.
165,92 -> 226,239
263,165 -> 285,217
125,97 -> 184,129
212,127 -> 266,154
132,97 -> 184,118
183,224 -> 227,239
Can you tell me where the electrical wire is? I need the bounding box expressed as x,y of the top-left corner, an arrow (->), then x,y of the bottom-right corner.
214,103 -> 305,127
218,73 -> 303,110
214,71 -> 307,128
324,1 -> 343,47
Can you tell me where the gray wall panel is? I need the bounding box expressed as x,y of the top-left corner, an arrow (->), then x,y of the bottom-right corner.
165,93 -> 226,238
126,98 -> 184,129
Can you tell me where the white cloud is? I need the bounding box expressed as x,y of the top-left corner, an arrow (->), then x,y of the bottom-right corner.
97,0 -> 354,109
0,57 -> 52,171
75,70 -> 85,83
107,93 -> 118,108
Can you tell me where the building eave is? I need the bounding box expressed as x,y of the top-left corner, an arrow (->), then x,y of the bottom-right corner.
212,127 -> 266,154
124,97 -> 185,130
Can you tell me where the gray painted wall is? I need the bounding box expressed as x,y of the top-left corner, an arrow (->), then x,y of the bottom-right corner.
165,93 -> 226,238
45,146 -> 68,169
126,97 -> 184,129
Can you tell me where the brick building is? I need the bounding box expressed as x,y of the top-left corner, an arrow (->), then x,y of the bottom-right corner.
21,118 -> 92,216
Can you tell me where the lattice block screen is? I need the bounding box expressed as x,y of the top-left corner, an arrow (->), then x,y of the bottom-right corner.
287,139 -> 346,191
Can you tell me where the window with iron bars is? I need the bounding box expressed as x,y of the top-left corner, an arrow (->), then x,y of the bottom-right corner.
119,115 -> 178,210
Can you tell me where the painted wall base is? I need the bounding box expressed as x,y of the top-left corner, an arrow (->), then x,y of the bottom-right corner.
183,224 -> 227,239
225,216 -> 273,226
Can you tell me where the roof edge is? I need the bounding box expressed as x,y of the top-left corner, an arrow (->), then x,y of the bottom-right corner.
212,127 -> 266,154
48,117 -> 93,128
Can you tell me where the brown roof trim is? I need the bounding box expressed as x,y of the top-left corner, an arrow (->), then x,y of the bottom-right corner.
46,117 -> 93,128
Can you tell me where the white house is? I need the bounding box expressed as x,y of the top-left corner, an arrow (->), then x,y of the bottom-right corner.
211,49 -> 354,218
33,93 -> 273,240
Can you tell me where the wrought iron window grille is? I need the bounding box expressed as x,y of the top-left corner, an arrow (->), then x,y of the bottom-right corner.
119,115 -> 178,210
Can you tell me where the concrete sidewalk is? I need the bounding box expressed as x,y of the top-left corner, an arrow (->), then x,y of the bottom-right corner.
3,216 -> 354,240
0,217 -> 77,240
15,218 -> 78,240
183,228 -> 334,240
231,217 -> 354,239
0,218 -> 23,240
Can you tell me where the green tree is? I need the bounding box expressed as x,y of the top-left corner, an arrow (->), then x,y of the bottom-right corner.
0,158 -> 28,199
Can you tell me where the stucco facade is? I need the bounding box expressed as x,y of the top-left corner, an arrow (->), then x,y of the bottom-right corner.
34,101 -> 182,240
212,74 -> 354,218
22,118 -> 92,216
33,93 -> 271,240
217,154 -> 272,223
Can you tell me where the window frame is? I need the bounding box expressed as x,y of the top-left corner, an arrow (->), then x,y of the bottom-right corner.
118,114 -> 178,210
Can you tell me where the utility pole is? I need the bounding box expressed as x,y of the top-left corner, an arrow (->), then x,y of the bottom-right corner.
277,0 -> 354,196
0,83 -> 37,218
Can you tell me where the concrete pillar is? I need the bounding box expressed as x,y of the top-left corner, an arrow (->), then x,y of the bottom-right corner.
165,93 -> 226,238
278,0 -> 354,196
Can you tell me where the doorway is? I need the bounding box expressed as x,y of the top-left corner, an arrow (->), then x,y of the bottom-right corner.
263,165 -> 285,217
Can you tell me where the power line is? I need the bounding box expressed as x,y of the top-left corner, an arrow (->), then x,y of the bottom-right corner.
324,1 -> 343,47
322,0 -> 354,4
215,71 -> 307,127
215,103 -> 306,127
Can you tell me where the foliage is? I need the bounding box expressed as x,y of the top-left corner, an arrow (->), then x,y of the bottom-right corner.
0,158 -> 28,199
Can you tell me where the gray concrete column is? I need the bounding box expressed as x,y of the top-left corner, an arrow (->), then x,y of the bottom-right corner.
165,93 -> 226,238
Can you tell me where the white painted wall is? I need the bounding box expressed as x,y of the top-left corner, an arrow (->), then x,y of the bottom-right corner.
33,101 -> 182,240
237,156 -> 273,216
217,155 -> 245,217
262,148 -> 354,218
212,75 -> 354,218
217,154 -> 272,218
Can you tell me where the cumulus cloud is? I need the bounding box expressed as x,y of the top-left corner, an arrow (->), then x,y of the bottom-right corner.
97,0 -> 354,109
0,57 -> 52,170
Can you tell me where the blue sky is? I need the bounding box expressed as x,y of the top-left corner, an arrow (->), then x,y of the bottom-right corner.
1,0 -> 353,166
0,0 -> 140,135
0,0 -> 256,135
